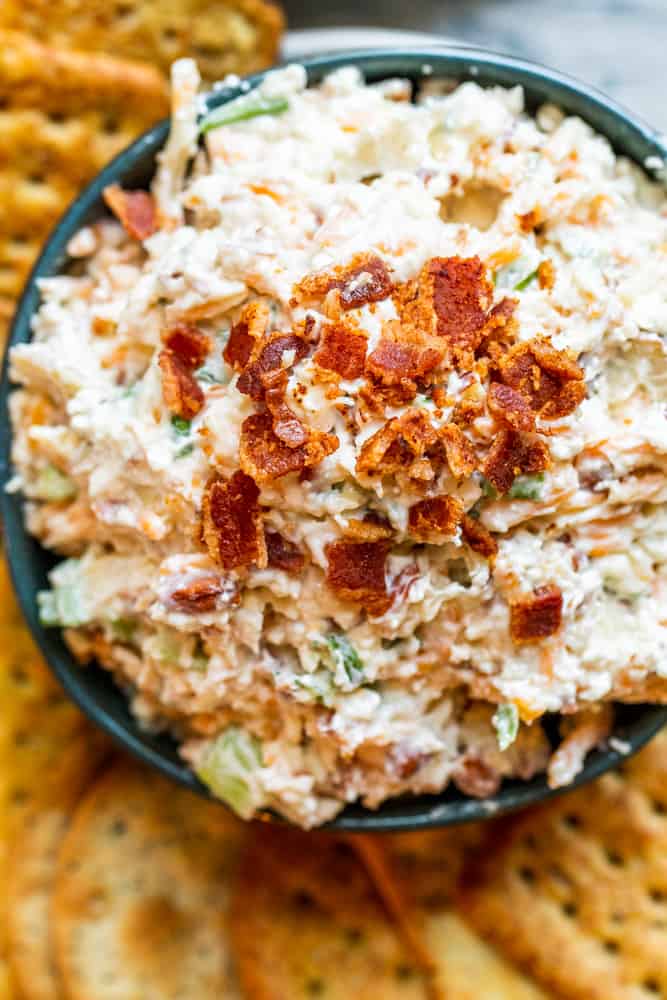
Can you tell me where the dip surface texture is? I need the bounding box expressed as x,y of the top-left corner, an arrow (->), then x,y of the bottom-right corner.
10,62 -> 667,826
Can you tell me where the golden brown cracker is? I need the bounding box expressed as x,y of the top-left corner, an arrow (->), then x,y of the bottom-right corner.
0,29 -> 168,306
458,730 -> 667,1000
53,758 -> 243,1000
231,825 -> 432,999
5,740 -> 109,1000
0,0 -> 284,83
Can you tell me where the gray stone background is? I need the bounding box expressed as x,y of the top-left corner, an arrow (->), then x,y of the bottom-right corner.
283,0 -> 667,131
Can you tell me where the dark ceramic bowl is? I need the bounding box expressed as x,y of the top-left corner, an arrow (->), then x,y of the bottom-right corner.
1,47 -> 666,832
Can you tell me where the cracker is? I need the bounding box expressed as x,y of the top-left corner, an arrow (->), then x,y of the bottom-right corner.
0,0 -> 284,83
230,825 -> 432,999
0,29 -> 168,308
458,730 -> 667,1000
53,758 -> 243,1000
5,740 -> 109,1000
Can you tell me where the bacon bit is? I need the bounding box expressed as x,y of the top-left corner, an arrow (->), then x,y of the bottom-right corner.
201,471 -> 266,571
223,301 -> 271,372
293,253 -> 393,311
162,324 -> 211,370
510,584 -> 563,644
389,563 -> 420,608
429,255 -> 493,357
237,333 -> 309,401
356,410 -> 437,481
262,368 -> 309,447
498,336 -> 585,420
240,412 -> 338,484
342,512 -> 393,543
325,539 -> 391,615
487,381 -> 535,432
482,428 -> 551,495
477,296 -> 518,354
439,423 -> 477,478
517,208 -> 542,233
102,184 -> 157,241
158,350 -> 204,419
537,259 -> 556,291
432,385 -> 446,408
453,756 -> 501,797
461,513 -> 498,559
265,531 -> 305,575
452,384 -> 486,426
170,576 -> 225,613
408,494 -> 464,542
365,338 -> 442,385
312,323 -> 367,379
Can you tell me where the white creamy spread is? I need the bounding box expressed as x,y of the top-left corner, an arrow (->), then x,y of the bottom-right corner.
9,61 -> 667,827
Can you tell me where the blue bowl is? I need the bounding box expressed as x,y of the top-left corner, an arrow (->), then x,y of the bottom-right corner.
1,47 -> 665,832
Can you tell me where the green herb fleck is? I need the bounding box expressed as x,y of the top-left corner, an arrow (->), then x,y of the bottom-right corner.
492,703 -> 519,751
325,633 -> 364,684
514,268 -> 539,291
176,443 -> 195,459
507,473 -> 544,500
199,93 -> 289,134
171,416 -> 191,436
196,369 -> 223,384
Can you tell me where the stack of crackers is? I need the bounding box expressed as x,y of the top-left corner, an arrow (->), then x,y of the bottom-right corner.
1,544 -> 666,1000
0,0 -> 284,344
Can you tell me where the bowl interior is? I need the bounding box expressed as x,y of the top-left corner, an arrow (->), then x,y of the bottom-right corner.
1,47 -> 666,832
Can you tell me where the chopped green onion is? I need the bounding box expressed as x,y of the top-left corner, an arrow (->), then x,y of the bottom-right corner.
171,416 -> 191,436
493,703 -> 519,751
480,477 -> 498,500
514,268 -> 539,291
196,727 -> 264,818
325,633 -> 365,685
33,464 -> 76,502
199,94 -> 289,134
196,369 -> 223,384
507,473 -> 544,500
294,670 -> 335,706
176,443 -> 195,459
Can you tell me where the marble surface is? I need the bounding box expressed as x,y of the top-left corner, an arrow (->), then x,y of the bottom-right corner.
283,0 -> 667,131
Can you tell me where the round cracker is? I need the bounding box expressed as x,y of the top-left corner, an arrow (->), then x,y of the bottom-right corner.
231,826 -> 431,999
5,739 -> 109,1000
53,758 -> 243,1000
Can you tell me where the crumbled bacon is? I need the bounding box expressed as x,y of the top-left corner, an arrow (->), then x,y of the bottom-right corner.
356,410 -> 437,481
487,381 -> 535,432
158,350 -> 205,419
439,423 -> 477,479
293,253 -> 393,312
453,756 -> 501,797
461,513 -> 498,559
162,324 -> 211,370
510,584 -> 563,644
240,412 -> 338,483
342,512 -> 393,542
102,184 -> 157,241
170,576 -> 226,613
325,539 -> 391,615
313,323 -> 367,379
408,495 -> 464,542
498,336 -> 585,420
482,429 -> 551,495
201,471 -> 266,571
429,256 -> 494,356
223,301 -> 271,371
265,531 -> 305,574
365,338 -> 442,385
262,369 -> 309,447
237,333 -> 309,401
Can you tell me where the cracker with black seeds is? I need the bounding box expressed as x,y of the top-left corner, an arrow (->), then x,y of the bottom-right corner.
53,758 -> 244,1000
231,825 -> 432,999
0,0 -> 284,84
458,731 -> 667,1000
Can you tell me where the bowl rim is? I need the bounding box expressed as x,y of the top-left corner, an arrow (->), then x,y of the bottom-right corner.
2,44 -> 666,833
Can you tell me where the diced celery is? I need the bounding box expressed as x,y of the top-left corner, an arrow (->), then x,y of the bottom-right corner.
199,94 -> 289,134
492,703 -> 519,751
34,464 -> 76,502
507,473 -> 544,500
196,727 -> 264,819
38,559 -> 88,628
